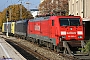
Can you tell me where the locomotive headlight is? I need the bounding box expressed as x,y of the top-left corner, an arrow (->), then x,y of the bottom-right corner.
78,36 -> 82,38
77,31 -> 83,35
61,31 -> 66,35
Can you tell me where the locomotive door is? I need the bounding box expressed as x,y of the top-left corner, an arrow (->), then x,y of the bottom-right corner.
50,20 -> 55,38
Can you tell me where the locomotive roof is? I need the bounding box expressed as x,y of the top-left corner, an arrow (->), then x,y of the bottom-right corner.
29,16 -> 50,22
3,22 -> 12,24
16,20 -> 28,23
29,16 -> 81,22
3,23 -> 7,24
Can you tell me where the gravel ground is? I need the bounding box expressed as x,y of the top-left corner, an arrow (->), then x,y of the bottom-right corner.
0,34 -> 77,60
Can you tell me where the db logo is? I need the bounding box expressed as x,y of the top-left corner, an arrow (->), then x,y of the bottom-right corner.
67,32 -> 76,34
35,25 -> 40,31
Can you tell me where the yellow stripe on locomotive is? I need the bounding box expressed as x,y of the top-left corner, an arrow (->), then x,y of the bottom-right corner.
2,23 -> 4,33
11,22 -> 15,34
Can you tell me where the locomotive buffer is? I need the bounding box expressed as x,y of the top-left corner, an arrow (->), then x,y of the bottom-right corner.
63,40 -> 90,59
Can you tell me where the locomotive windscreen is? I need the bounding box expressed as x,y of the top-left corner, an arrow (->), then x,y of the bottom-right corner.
59,18 -> 80,26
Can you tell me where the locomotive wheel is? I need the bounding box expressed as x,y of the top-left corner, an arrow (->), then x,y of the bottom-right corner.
50,43 -> 53,50
25,37 -> 27,40
39,40 -> 42,45
46,42 -> 53,50
41,40 -> 44,45
44,41 -> 47,47
29,38 -> 32,42
31,38 -> 33,42
21,36 -> 25,39
46,42 -> 49,48
38,40 -> 42,47
32,38 -> 36,43
36,39 -> 39,44
63,47 -> 68,54
53,45 -> 56,52
56,46 -> 60,53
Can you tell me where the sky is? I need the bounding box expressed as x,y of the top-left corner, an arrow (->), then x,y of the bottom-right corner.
0,0 -> 40,12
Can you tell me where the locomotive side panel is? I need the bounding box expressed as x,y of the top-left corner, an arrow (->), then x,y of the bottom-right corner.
34,21 -> 40,35
40,19 -> 54,43
15,20 -> 28,37
27,20 -> 35,38
49,17 -> 60,46
4,23 -> 7,33
27,17 -> 57,45
15,21 -> 23,35
40,20 -> 50,37
8,22 -> 11,33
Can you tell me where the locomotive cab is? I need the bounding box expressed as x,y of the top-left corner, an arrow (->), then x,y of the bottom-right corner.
58,17 -> 84,41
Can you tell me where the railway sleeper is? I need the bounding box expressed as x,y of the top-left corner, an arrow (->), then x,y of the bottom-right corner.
26,37 -> 70,54
19,36 -> 89,57
62,41 -> 89,57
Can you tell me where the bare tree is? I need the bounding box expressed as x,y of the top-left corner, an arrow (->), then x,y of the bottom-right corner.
39,0 -> 68,16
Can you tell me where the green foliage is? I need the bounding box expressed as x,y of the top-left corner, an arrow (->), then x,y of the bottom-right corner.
84,40 -> 90,52
78,40 -> 90,53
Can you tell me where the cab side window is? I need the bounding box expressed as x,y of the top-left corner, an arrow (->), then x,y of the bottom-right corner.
52,20 -> 54,26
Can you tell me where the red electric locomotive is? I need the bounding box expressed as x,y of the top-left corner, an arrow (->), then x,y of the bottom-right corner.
27,16 -> 84,54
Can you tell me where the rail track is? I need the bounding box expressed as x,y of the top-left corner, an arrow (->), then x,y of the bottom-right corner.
0,33 -> 90,60
5,39 -> 50,60
0,35 -> 78,60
